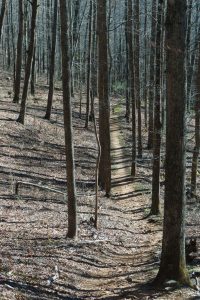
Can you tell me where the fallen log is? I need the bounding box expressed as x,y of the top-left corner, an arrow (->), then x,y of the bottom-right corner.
15,181 -> 67,201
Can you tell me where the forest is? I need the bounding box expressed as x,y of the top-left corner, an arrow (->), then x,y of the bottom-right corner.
0,0 -> 199,299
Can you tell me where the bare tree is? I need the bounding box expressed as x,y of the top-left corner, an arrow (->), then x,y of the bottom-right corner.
17,0 -> 38,124
60,0 -> 77,238
191,42 -> 200,193
154,0 -> 191,285
0,0 -> 7,42
147,0 -> 157,150
13,0 -> 24,103
97,0 -> 111,196
151,0 -> 163,215
45,0 -> 58,120
126,0 -> 136,177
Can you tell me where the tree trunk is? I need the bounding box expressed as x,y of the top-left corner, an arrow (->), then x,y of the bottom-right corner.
97,0 -> 111,196
143,0 -> 148,128
0,0 -> 7,42
17,0 -> 38,125
31,46 -> 36,96
125,0 -> 130,123
191,43 -> 200,193
155,0 -> 190,285
147,0 -> 157,150
13,0 -> 24,103
186,0 -> 193,110
151,0 -> 163,216
89,0 -> 97,121
85,0 -> 92,129
134,0 -> 142,158
60,0 -> 77,238
45,0 -> 58,120
127,0 -> 136,177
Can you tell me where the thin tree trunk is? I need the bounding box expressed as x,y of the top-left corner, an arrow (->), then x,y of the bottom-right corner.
144,1 -> 148,128
31,45 -> 36,96
97,0 -> 111,196
60,0 -> 77,239
191,44 -> 200,193
45,0 -> 58,120
127,0 -> 136,177
151,0 -> 163,216
134,0 -> 142,158
0,0 -> 7,42
147,0 -> 157,150
89,0 -> 97,121
85,0 -> 92,129
17,0 -> 38,125
186,0 -> 193,110
13,0 -> 24,103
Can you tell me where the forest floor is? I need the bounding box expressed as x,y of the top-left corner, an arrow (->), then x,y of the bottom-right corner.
0,73 -> 199,300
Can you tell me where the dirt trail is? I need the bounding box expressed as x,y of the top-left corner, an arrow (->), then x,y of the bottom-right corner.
0,79 -> 198,299
110,115 -> 132,199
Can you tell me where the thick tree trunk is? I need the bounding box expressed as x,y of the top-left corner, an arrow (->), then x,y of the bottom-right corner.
60,0 -> 77,239
155,0 -> 190,285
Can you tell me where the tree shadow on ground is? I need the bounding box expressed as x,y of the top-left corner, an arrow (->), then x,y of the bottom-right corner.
0,280 -> 80,300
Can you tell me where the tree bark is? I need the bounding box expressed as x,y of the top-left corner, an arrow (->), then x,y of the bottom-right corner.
147,0 -> 157,150
127,0 -> 136,177
85,0 -> 93,129
155,0 -> 191,285
13,0 -> 24,104
97,0 -> 111,196
191,43 -> 200,193
134,0 -> 142,158
0,0 -> 7,42
151,0 -> 163,215
17,0 -> 38,125
60,0 -> 77,238
45,0 -> 58,120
